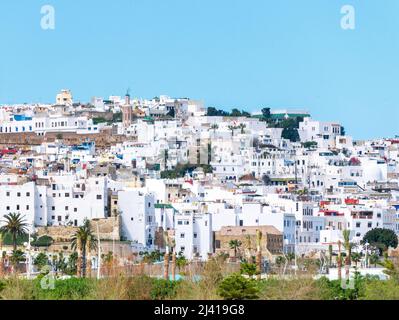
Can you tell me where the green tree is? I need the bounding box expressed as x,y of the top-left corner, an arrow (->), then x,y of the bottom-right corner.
217,273 -> 259,300
369,253 -> 379,267
10,249 -> 25,271
342,229 -> 352,280
34,252 -> 49,270
230,108 -> 242,117
229,240 -> 242,259
362,228 -> 398,255
0,213 -> 28,251
351,252 -> 362,268
238,123 -> 246,134
71,219 -> 97,278
240,262 -> 257,279
261,108 -> 271,121
227,125 -> 237,137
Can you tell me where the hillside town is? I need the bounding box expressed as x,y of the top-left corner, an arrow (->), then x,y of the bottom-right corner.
0,89 -> 398,280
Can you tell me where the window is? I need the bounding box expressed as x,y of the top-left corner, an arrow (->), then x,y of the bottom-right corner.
52,216 -> 55,220
368,222 -> 372,228
52,206 -> 55,211
96,195 -> 102,200
65,193 -> 70,197
184,221 -> 189,225
17,192 -> 21,197
26,205 -> 29,210
6,206 -> 10,211
26,192 -> 30,197
194,233 -> 198,238
148,202 -> 151,208
180,233 -> 185,238
178,220 -> 183,225
6,192 -> 10,197
65,206 -> 69,211
16,205 -> 20,210
58,216 -> 62,222
356,222 -> 361,228
74,208 -> 77,212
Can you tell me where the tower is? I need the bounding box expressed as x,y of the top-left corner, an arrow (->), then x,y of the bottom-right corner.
122,90 -> 132,128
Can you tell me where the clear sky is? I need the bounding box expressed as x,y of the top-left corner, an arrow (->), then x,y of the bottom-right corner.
0,0 -> 398,139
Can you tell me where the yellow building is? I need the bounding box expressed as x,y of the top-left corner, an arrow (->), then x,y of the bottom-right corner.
56,89 -> 73,106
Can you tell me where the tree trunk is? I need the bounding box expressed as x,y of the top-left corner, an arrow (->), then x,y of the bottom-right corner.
0,256 -> 3,277
345,245 -> 351,281
171,251 -> 176,281
337,241 -> 342,281
77,252 -> 82,278
256,249 -> 262,281
82,246 -> 87,278
12,233 -> 17,252
87,253 -> 92,278
163,252 -> 169,280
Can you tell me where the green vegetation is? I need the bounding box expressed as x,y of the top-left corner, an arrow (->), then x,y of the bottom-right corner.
0,274 -> 396,300
362,228 -> 399,255
302,141 -> 318,149
160,163 -> 213,179
71,219 -> 97,278
217,273 -> 259,300
207,107 -> 251,118
0,213 -> 28,251
32,235 -> 54,247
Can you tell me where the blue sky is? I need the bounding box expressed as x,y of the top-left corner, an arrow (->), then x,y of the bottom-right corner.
0,0 -> 398,139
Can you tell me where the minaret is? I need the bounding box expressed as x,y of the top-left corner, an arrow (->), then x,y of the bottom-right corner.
122,90 -> 132,128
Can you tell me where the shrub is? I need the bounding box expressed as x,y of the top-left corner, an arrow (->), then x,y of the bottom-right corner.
217,273 -> 259,300
34,278 -> 95,300
150,279 -> 178,300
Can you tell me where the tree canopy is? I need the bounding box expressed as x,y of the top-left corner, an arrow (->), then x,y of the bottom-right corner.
362,228 -> 398,255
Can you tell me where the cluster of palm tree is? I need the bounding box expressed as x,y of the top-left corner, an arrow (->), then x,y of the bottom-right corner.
163,231 -> 179,281
227,123 -> 247,137
230,230 -> 263,280
71,219 -> 97,278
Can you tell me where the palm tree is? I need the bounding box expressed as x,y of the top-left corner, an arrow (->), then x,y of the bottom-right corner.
0,213 -> 28,252
244,235 -> 253,262
0,233 -> 3,276
71,219 -> 97,278
238,123 -> 246,134
10,250 -> 25,272
369,253 -> 379,267
337,240 -> 342,281
163,231 -> 171,280
342,229 -> 352,281
256,230 -> 262,280
210,124 -> 219,136
229,240 -> 242,260
171,238 -> 177,281
351,252 -> 361,268
328,244 -> 333,267
227,125 -> 236,137
286,252 -> 295,266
